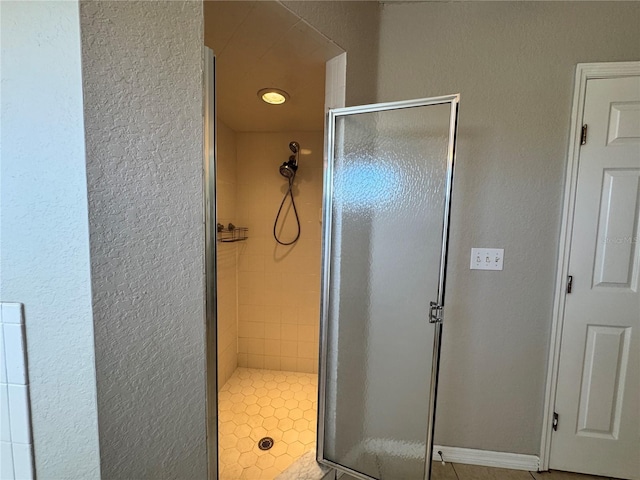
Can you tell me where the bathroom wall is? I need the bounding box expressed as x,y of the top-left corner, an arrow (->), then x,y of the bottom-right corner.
235,131 -> 324,374
216,119 -> 239,389
80,1 -> 207,477
376,1 -> 640,455
1,2 -> 101,477
282,1 -> 381,107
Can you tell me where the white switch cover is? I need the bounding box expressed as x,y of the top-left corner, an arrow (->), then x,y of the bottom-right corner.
470,248 -> 504,271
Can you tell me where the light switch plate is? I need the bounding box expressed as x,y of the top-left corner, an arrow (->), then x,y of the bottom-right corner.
470,248 -> 504,271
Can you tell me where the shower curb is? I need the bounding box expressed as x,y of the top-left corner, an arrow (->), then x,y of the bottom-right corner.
275,451 -> 334,480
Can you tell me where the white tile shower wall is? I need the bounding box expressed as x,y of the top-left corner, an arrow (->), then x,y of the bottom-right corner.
236,132 -> 323,373
0,303 -> 34,480
217,119 -> 239,389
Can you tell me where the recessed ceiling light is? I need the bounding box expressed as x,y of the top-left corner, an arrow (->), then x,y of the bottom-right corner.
258,88 -> 289,105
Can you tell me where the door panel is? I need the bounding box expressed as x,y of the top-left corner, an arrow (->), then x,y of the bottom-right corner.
319,97 -> 459,480
551,76 -> 640,479
607,102 -> 640,145
593,169 -> 640,289
577,325 -> 631,438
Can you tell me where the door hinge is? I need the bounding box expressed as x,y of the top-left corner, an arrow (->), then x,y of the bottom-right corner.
552,412 -> 559,431
567,275 -> 573,294
429,302 -> 443,324
580,124 -> 588,145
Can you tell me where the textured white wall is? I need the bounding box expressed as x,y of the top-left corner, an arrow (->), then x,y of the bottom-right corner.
0,1 -> 101,477
79,1 -> 207,478
282,1 -> 380,106
377,1 -> 640,455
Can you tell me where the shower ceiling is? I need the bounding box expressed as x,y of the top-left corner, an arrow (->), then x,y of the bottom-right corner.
204,1 -> 343,132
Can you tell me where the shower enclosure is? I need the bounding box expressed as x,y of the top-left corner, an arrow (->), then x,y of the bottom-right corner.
317,96 -> 460,480
206,43 -> 460,479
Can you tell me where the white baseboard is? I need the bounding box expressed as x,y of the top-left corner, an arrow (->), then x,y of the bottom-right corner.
331,439 -> 539,476
434,445 -> 540,472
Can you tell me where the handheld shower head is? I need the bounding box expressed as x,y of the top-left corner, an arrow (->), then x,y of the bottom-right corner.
279,141 -> 300,180
274,140 -> 302,245
279,159 -> 298,179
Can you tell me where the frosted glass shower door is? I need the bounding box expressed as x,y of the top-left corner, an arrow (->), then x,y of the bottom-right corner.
318,96 -> 460,480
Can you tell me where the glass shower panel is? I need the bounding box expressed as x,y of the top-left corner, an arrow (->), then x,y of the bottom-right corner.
320,101 -> 455,480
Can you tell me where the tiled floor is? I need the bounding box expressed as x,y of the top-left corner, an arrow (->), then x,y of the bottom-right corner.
430,463 -> 615,480
218,368 -> 318,480
340,463 -> 613,480
219,370 -> 614,480
341,464 -> 614,480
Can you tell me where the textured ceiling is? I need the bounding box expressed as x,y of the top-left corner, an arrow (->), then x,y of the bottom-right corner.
204,1 -> 343,132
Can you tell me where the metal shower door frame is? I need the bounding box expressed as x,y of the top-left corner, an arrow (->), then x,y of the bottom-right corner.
204,46 -> 219,480
317,95 -> 460,480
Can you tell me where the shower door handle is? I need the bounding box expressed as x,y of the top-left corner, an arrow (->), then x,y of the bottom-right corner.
429,302 -> 443,324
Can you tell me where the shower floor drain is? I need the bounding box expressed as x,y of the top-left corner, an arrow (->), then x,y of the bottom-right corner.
258,437 -> 274,451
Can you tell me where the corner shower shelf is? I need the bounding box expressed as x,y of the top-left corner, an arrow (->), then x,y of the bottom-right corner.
217,223 -> 248,243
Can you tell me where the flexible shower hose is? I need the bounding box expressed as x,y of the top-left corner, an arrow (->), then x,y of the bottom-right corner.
273,176 -> 301,245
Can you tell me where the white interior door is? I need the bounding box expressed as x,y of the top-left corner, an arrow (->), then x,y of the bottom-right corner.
551,75 -> 640,479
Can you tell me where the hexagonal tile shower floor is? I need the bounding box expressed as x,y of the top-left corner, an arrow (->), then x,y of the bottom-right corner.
218,368 -> 318,479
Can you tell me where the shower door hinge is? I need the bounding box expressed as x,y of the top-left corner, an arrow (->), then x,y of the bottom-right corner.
552,412 -> 559,431
429,302 -> 444,324
581,124 -> 588,145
